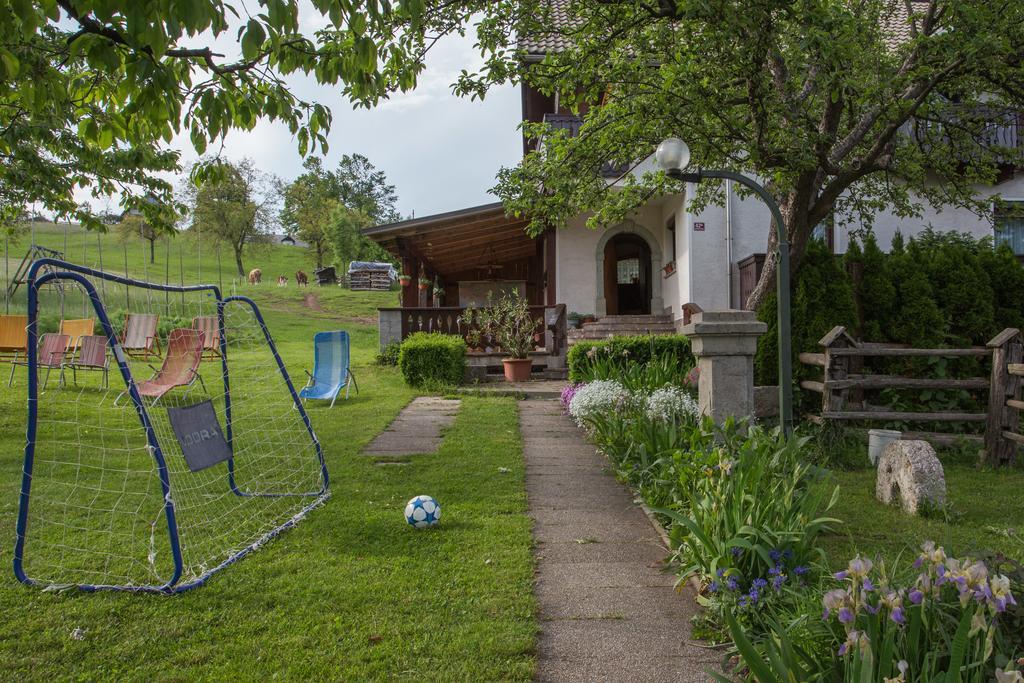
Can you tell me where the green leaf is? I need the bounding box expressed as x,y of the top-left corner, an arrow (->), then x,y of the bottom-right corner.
241,19 -> 265,60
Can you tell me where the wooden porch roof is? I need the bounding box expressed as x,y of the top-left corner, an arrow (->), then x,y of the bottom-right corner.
362,202 -> 537,278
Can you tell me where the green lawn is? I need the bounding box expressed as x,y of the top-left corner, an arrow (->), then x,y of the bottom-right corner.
0,251 -> 537,680
822,458 -> 1024,568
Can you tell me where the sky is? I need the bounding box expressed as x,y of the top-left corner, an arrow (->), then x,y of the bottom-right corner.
170,12 -> 524,221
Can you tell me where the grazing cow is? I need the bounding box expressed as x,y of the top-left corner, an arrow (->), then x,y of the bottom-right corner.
277,275 -> 288,287
295,270 -> 309,287
247,268 -> 262,285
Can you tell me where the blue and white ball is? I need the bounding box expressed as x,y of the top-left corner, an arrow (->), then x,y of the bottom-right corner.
404,495 -> 441,529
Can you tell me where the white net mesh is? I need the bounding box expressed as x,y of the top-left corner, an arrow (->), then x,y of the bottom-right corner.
16,262 -> 327,591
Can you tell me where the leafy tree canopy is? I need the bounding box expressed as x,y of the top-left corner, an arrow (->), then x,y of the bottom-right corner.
338,0 -> 1024,307
0,0 -> 428,231
282,154 -> 400,268
183,158 -> 279,277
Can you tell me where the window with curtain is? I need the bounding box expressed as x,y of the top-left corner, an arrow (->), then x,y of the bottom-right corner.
617,258 -> 640,284
995,201 -> 1024,254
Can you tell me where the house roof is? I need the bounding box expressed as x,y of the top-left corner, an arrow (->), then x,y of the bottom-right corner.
520,0 -> 576,57
520,0 -> 924,57
363,203 -> 537,279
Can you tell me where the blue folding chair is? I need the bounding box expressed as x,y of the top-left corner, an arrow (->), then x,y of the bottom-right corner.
299,330 -> 358,407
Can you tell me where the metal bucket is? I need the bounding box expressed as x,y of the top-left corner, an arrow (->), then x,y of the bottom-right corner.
868,429 -> 902,466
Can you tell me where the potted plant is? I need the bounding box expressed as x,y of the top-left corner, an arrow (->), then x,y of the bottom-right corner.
567,311 -> 584,329
464,291 -> 541,382
398,273 -> 412,287
459,309 -> 483,352
417,276 -> 431,291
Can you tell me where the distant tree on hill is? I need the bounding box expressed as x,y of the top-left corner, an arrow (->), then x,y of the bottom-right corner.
184,159 -> 279,278
283,154 -> 400,270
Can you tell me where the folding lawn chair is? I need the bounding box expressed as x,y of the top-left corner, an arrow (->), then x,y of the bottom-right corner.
63,335 -> 110,388
299,330 -> 358,408
120,313 -> 161,360
191,315 -> 222,359
8,333 -> 69,388
0,314 -> 28,363
117,329 -> 206,406
58,318 -> 95,354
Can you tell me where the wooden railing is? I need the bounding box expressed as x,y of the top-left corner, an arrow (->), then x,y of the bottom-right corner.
985,328 -> 1023,466
389,304 -> 568,357
800,326 -> 992,448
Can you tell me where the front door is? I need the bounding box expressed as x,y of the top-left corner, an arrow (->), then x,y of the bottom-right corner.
603,234 -> 652,315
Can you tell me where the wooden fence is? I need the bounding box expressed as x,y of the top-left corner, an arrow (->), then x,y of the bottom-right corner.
800,326 -> 1023,465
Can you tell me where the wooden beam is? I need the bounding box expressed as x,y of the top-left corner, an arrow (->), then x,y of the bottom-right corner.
1008,363 -> 1024,376
1007,399 -> 1024,411
821,410 -> 986,422
800,380 -> 824,393
826,376 -> 989,391
828,347 -> 989,358
544,227 -> 556,306
799,352 -> 826,367
1002,430 -> 1024,445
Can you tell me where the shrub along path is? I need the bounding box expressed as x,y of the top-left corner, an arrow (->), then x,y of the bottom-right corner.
520,399 -> 716,682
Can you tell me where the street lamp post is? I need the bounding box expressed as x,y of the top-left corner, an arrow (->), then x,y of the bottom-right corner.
655,138 -> 794,436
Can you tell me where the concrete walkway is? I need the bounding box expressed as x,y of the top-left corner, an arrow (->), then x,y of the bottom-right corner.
520,400 -> 717,682
361,397 -> 460,456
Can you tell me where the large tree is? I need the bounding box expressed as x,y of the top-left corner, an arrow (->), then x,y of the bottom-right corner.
184,159 -> 279,278
282,154 -> 400,268
345,0 -> 1024,309
0,0 -> 426,230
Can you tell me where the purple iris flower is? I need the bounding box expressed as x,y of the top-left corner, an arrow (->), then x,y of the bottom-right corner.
731,547 -> 743,558
834,571 -> 848,580
708,581 -> 719,593
794,566 -> 809,576
752,578 -> 769,590
908,589 -> 924,605
726,576 -> 739,591
913,557 -> 924,569
862,577 -> 875,592
768,566 -> 781,577
890,607 -> 906,625
838,643 -> 848,656
769,549 -> 783,563
838,608 -> 855,624
772,575 -> 786,591
716,568 -> 726,578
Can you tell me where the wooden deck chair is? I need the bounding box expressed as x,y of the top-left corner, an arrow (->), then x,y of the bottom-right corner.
0,314 -> 28,363
118,329 -> 205,406
9,333 -> 69,388
120,313 -> 161,360
63,335 -> 110,388
299,330 -> 358,408
191,315 -> 222,359
58,318 -> 95,354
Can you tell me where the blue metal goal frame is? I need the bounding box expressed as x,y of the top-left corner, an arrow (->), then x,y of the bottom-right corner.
12,259 -> 329,593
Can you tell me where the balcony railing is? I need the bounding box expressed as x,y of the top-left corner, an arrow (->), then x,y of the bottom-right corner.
381,304 -> 568,356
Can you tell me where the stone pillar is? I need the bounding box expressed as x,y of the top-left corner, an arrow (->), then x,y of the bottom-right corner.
681,310 -> 767,424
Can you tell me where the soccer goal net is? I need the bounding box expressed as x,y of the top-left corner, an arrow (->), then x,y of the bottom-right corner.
13,259 -> 329,593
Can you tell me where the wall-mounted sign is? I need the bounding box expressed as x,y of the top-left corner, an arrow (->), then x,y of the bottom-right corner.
693,222 -> 705,232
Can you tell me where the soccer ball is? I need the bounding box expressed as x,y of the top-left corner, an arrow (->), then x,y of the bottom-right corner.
404,495 -> 441,529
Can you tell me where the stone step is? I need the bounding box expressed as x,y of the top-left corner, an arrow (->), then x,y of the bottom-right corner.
576,324 -> 677,334
595,315 -> 673,324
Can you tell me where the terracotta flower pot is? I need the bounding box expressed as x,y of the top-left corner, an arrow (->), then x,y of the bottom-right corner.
502,357 -> 533,382
398,276 -> 411,287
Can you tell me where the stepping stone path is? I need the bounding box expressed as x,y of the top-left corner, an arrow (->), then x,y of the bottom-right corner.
361,397 -> 460,456
520,399 -> 717,682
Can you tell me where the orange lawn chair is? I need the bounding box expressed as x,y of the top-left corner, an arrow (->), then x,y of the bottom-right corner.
191,315 -> 222,359
59,318 -> 95,354
117,329 -> 205,406
120,313 -> 161,360
0,314 -> 28,363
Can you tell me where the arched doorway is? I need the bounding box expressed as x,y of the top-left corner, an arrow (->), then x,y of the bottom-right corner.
602,233 -> 652,315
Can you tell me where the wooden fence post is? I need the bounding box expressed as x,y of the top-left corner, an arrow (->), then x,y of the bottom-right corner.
985,328 -> 1022,467
820,326 -> 858,416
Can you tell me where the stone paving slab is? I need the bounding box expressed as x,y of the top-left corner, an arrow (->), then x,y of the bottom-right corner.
361,397 -> 460,456
520,399 -> 715,682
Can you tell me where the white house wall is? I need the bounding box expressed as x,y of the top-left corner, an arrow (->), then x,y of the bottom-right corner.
553,172 -> 1021,321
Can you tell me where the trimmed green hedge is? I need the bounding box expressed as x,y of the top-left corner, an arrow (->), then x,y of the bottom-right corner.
567,334 -> 694,383
398,332 -> 466,387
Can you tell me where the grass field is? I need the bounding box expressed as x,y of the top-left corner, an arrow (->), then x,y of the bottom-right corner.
0,228 -> 537,680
